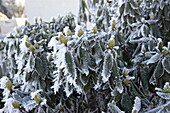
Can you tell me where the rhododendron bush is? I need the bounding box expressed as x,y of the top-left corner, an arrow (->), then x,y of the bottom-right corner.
0,0 -> 170,112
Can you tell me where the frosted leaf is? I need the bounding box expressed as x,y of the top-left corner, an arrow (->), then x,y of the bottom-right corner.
155,87 -> 163,91
1,98 -> 20,113
155,82 -> 170,100
63,26 -> 71,35
102,53 -> 113,83
118,0 -> 124,6
24,53 -> 34,72
108,103 -> 125,113
16,54 -> 25,70
140,24 -> 149,37
52,71 -> 62,93
146,101 -> 170,113
75,25 -> 84,37
64,82 -> 73,97
147,53 -> 161,65
168,42 -> 170,51
79,45 -> 89,75
94,82 -> 101,90
52,81 -> 62,94
129,1 -> 138,9
162,57 -> 170,74
19,35 -> 29,53
132,97 -> 141,113
116,81 -> 124,93
65,51 -> 77,80
129,37 -> 150,43
48,36 -> 60,53
156,92 -> 170,100
163,82 -> 170,90
22,100 -> 37,112
30,89 -> 43,99
126,76 -> 135,80
0,76 -> 9,89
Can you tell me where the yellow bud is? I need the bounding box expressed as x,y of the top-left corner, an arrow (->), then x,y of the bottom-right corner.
67,29 -> 73,36
26,37 -> 31,43
111,20 -> 116,30
35,43 -> 40,49
34,17 -> 38,23
150,14 -> 154,20
15,35 -> 19,38
25,42 -> 32,48
39,40 -> 45,46
57,106 -> 63,111
16,28 -> 20,33
163,50 -> 168,56
142,18 -> 146,24
92,26 -> 98,34
6,80 -> 12,91
12,101 -> 20,108
122,68 -> 128,76
108,37 -> 115,48
32,29 -> 36,34
59,35 -> 68,45
25,20 -> 29,25
77,29 -> 84,37
34,95 -> 42,104
40,18 -> 42,23
123,79 -> 129,85
163,88 -> 170,93
133,109 -> 138,113
29,45 -> 35,52
162,48 -> 169,56
141,44 -> 146,53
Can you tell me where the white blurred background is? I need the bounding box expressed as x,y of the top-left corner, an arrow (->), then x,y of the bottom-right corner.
0,0 -> 79,34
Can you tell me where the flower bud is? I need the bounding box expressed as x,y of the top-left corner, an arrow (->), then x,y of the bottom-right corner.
64,27 -> 72,36
76,26 -> 84,37
123,79 -> 129,85
29,45 -> 35,52
25,42 -> 32,48
6,80 -> 12,91
40,18 -> 42,23
34,17 -> 38,24
59,34 -> 68,45
111,20 -> 116,30
12,101 -> 20,108
141,44 -> 146,53
162,47 -> 169,56
35,43 -> 40,49
92,25 -> 98,34
150,13 -> 154,20
141,18 -> 146,24
108,35 -> 115,48
34,95 -> 42,104
163,88 -> 170,93
122,67 -> 128,76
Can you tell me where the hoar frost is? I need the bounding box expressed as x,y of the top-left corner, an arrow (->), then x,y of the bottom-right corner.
132,97 -> 141,113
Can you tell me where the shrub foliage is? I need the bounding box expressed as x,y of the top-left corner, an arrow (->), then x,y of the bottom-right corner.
0,0 -> 170,113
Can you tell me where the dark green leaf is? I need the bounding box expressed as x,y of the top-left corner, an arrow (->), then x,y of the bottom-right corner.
94,41 -> 103,65
35,57 -> 46,80
84,81 -> 90,93
65,51 -> 77,78
102,52 -> 113,83
79,44 -> 89,75
121,93 -> 133,113
140,67 -> 149,90
80,74 -> 89,86
162,57 -> 170,74
25,72 -> 32,82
